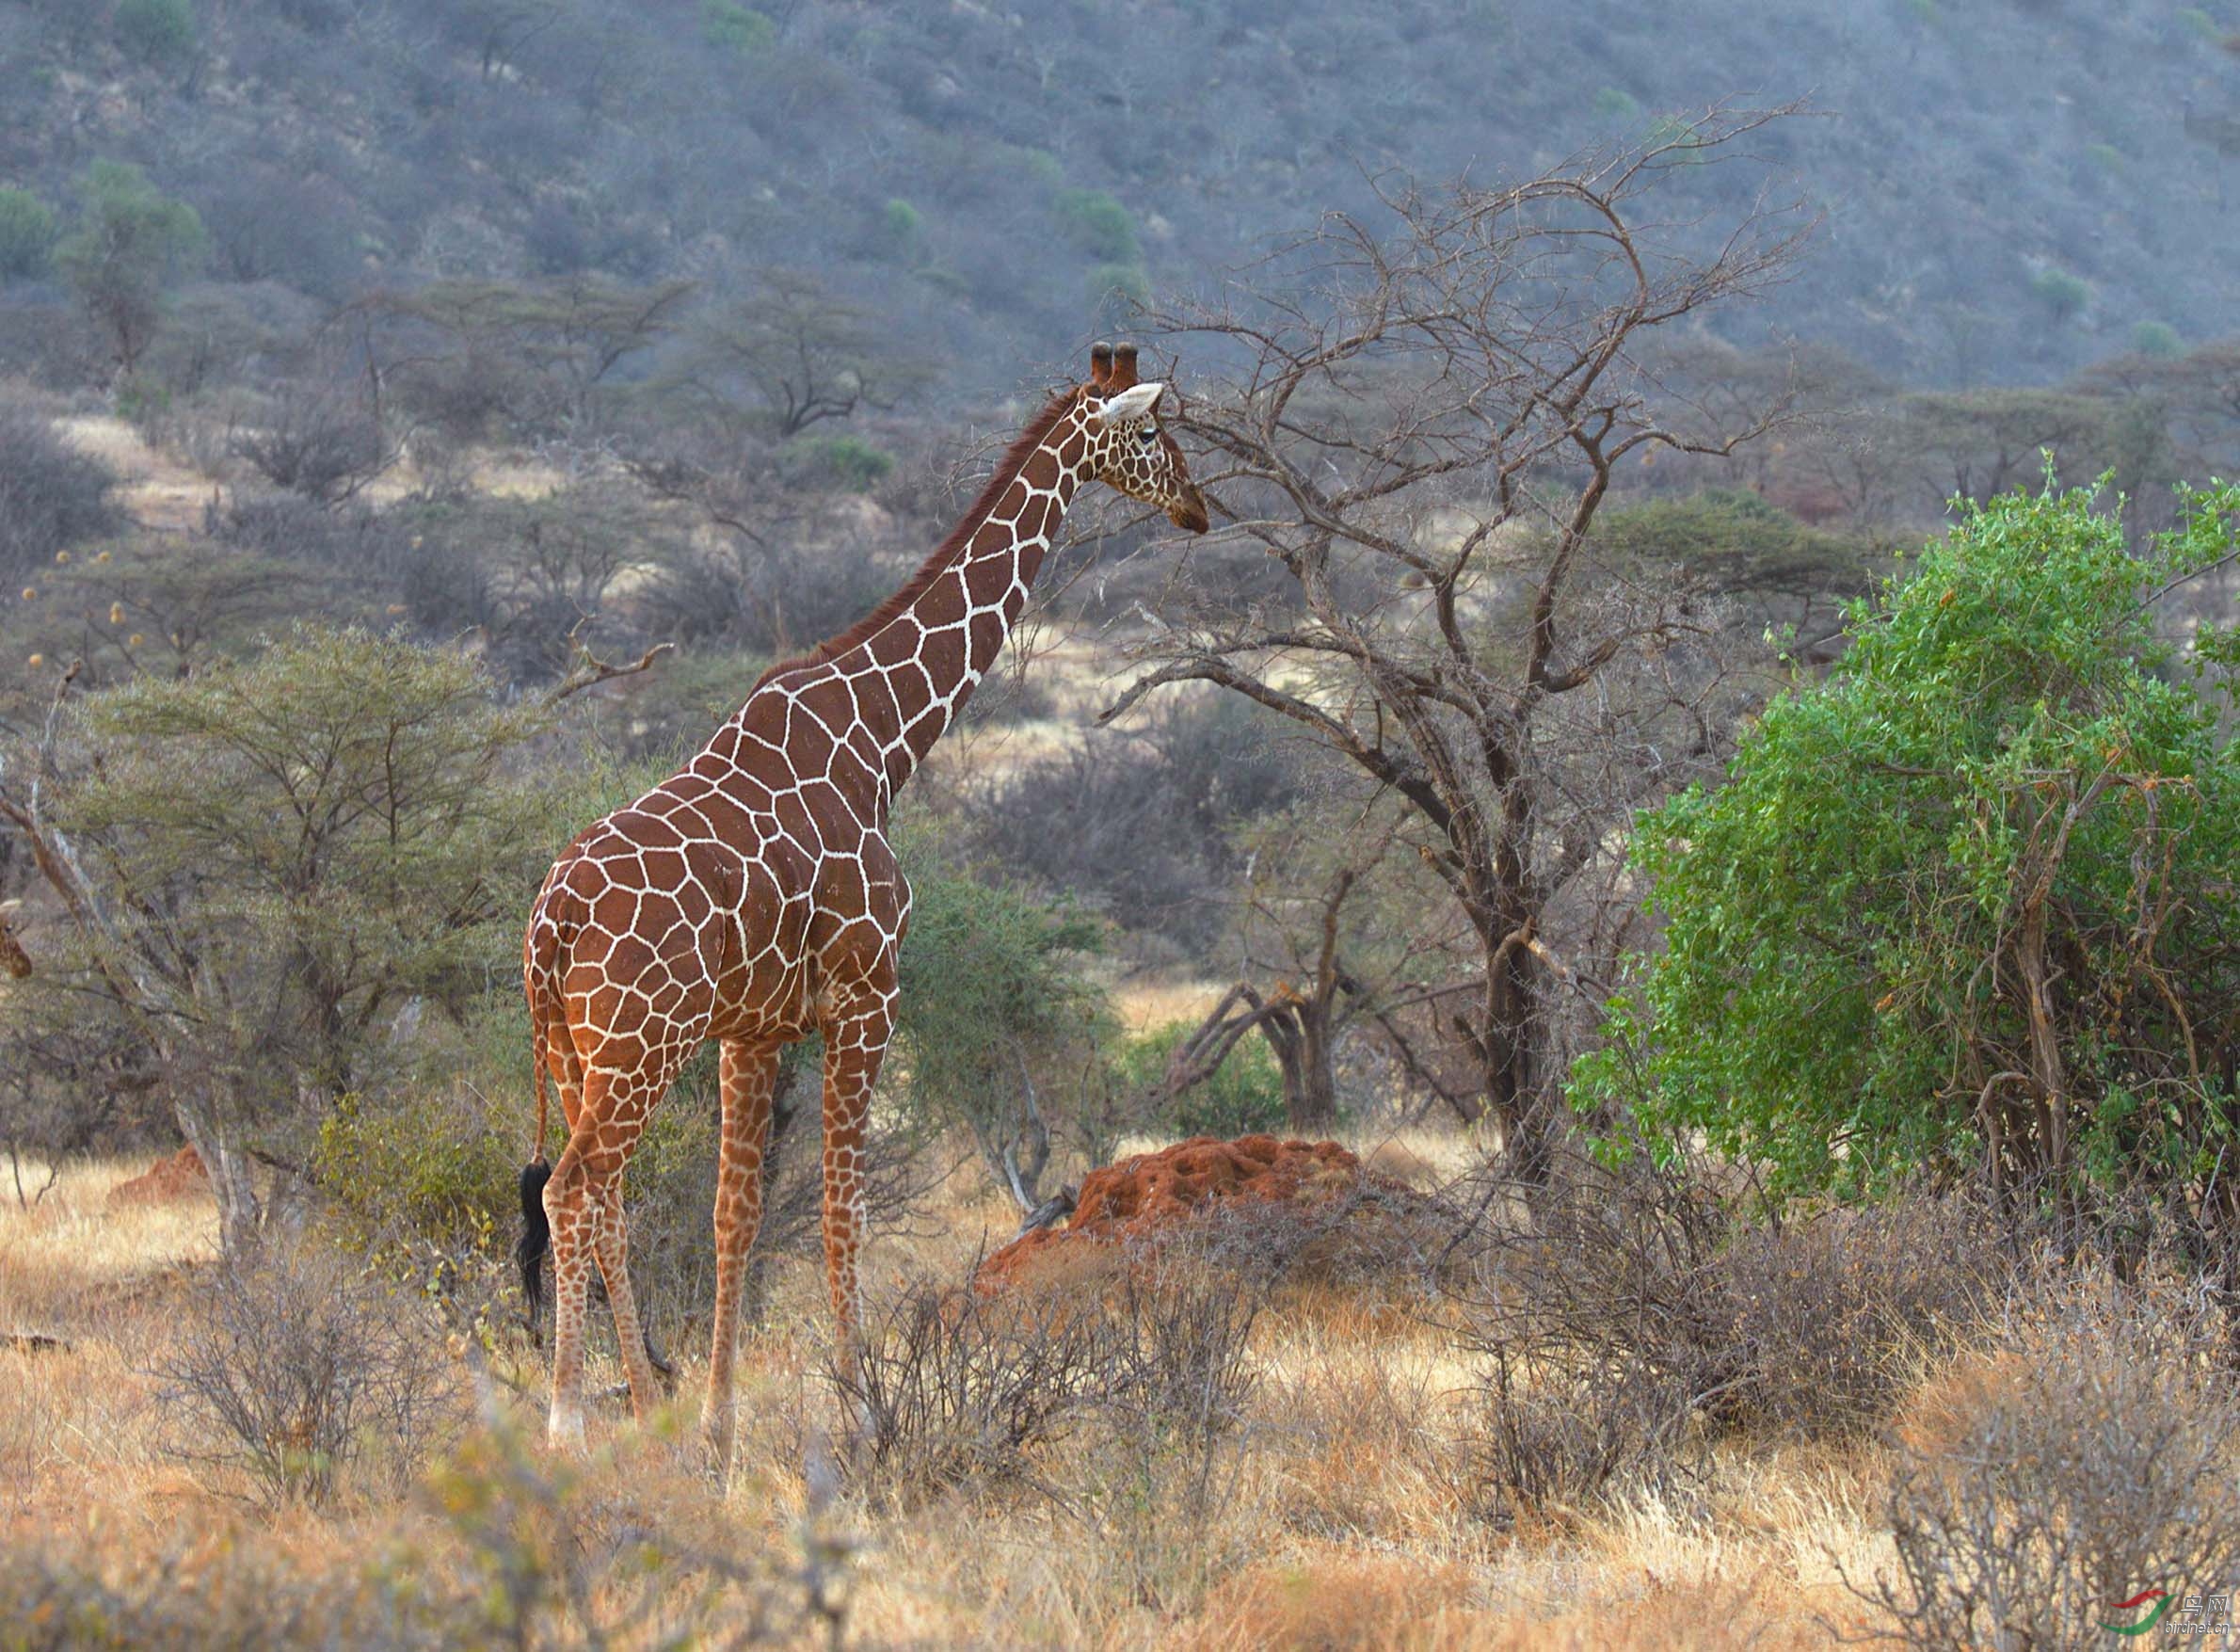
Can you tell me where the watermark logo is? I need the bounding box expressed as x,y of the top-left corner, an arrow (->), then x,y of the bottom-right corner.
2105,1589 -> 2171,1637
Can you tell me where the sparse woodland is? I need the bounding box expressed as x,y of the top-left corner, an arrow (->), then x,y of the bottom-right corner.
5,2 -> 2240,1646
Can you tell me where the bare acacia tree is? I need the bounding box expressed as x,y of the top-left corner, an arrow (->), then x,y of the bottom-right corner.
668,269 -> 931,440
1100,111 -> 1813,1178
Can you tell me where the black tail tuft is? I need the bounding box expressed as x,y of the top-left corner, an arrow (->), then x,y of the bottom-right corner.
515,1157 -> 552,1339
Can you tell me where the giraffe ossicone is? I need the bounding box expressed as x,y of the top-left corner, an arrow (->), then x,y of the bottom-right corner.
517,340 -> 1208,1464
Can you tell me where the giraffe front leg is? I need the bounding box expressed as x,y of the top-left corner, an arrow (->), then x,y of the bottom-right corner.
820,1001 -> 892,1391
704,1037 -> 780,1477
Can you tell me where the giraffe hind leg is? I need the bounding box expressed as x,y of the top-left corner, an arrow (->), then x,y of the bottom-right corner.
704,1036 -> 782,1476
543,1062 -> 665,1446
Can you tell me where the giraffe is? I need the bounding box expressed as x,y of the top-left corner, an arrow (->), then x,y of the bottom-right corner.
517,342 -> 1208,1460
0,901 -> 29,980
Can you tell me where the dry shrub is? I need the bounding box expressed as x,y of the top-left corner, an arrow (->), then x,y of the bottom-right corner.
155,1240 -> 466,1509
1186,1552 -> 1479,1652
1715,1196 -> 2006,1437
1182,1176 -> 1464,1299
0,1415 -> 834,1649
1460,1156 -> 2009,1526
1860,1270 -> 2240,1651
833,1253 -> 1260,1517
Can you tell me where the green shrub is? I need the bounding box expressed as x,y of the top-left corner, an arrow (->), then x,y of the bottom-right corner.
1592,86 -> 1639,121
1644,114 -> 1706,162
881,197 -> 923,249
1579,479 -> 2240,1203
1590,489 -> 1875,603
2084,141 -> 2125,171
701,0 -> 774,55
1086,262 -> 1149,313
1114,1021 -> 1288,1139
0,189 -> 56,282
2132,319 -> 2183,359
2028,265 -> 2089,320
314,1089 -> 517,1253
1053,188 -> 1139,263
786,432 -> 892,492
115,0 -> 197,63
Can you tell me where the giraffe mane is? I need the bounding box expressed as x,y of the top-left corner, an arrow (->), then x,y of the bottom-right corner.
748,385 -> 1086,694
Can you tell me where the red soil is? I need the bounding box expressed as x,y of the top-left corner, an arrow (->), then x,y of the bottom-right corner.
106,1145 -> 210,1208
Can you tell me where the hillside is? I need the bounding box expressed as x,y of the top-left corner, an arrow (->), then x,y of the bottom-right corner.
2,0 -> 2237,390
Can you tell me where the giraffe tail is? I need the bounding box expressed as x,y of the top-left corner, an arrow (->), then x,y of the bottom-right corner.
514,1046 -> 553,1338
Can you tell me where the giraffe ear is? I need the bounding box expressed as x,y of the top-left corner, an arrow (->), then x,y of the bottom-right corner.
0,900 -> 19,919
1089,382 -> 1163,429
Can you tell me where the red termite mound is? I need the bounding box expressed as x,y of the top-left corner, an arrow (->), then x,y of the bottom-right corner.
979,1133 -> 1374,1290
106,1145 -> 210,1208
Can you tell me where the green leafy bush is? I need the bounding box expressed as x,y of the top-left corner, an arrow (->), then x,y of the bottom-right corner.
701,0 -> 774,55
1580,479 -> 2240,1206
1113,1021 -> 1287,1139
0,189 -> 56,281
2028,265 -> 2089,320
1052,189 -> 1139,264
1591,488 -> 1876,602
2132,319 -> 2183,359
1592,87 -> 1639,120
116,0 -> 196,64
1087,262 -> 1149,314
881,198 -> 923,245
784,432 -> 893,492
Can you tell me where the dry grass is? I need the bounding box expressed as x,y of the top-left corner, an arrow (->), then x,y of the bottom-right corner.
0,1136 -> 2007,1648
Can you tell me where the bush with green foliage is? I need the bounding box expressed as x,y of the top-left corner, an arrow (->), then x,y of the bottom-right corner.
2132,319 -> 2183,359
1087,262 -> 1150,314
1590,488 -> 1877,608
1052,189 -> 1140,264
1113,1021 -> 1288,1139
2028,265 -> 2089,321
0,189 -> 56,282
55,161 -> 206,377
115,0 -> 197,64
1592,86 -> 1640,120
700,0 -> 773,55
894,851 -> 1105,1136
783,432 -> 893,492
1579,479 -> 2240,1210
27,627 -> 559,1246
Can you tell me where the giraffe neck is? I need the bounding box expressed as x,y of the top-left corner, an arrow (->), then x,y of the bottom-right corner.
868,406 -> 1088,792
739,395 -> 1094,811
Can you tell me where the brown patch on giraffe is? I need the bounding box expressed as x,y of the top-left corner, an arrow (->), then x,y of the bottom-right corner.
106,1146 -> 211,1208
976,1134 -> 1389,1291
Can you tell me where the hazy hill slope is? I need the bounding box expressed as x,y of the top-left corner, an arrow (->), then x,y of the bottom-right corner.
0,0 -> 2235,386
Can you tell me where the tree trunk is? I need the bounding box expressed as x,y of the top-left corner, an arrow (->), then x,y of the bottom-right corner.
1272,1008 -> 1338,1135
171,1085 -> 263,1255
1481,934 -> 1556,1185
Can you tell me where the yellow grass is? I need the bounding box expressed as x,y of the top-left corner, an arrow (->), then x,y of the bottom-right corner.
0,1132 -> 1932,1648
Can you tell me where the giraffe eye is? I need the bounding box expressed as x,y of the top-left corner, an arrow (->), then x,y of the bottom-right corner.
1136,426 -> 1158,445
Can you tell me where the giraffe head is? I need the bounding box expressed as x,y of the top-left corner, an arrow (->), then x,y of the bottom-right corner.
1080,342 -> 1209,534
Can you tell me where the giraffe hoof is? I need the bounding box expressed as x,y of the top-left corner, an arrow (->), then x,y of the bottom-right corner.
548,1403 -> 588,1452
